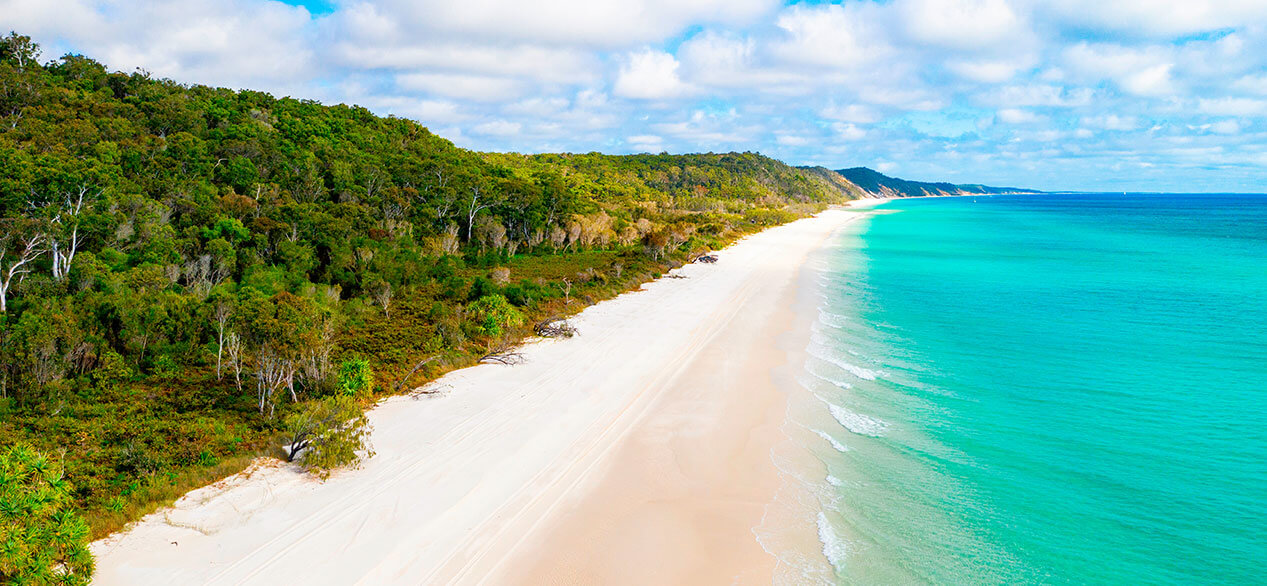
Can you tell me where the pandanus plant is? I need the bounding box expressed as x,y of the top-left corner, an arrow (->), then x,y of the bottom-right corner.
0,444 -> 94,585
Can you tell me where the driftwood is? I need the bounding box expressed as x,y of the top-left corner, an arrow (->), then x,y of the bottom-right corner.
409,382 -> 451,400
393,355 -> 442,394
693,254 -> 719,264
534,317 -> 578,338
664,273 -> 688,279
480,343 -> 526,365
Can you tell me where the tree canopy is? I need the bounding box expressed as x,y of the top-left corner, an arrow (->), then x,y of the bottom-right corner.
0,30 -> 858,549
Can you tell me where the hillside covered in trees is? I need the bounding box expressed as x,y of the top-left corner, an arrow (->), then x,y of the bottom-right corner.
835,166 -> 1040,198
0,30 -> 859,562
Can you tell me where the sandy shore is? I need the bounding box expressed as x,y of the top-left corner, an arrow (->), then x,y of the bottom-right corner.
90,208 -> 869,585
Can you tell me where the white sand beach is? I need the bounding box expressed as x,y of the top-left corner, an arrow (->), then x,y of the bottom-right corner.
90,207 -> 870,585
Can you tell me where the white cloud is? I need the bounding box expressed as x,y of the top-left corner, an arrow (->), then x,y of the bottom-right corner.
333,42 -> 599,85
1120,64 -> 1176,96
771,3 -> 897,71
898,0 -> 1027,50
472,119 -> 522,136
947,57 -> 1034,83
1041,0 -> 1267,38
1232,74 -> 1267,95
859,86 -> 946,111
833,123 -> 867,141
9,0 -> 1267,191
1201,119 -> 1243,134
359,96 -> 468,123
1062,43 -> 1178,96
653,110 -> 762,147
396,73 -> 523,101
1081,114 -> 1140,130
997,108 -> 1044,124
980,84 -> 1095,107
613,49 -> 693,100
504,97 -> 571,117
775,134 -> 810,146
820,103 -> 882,124
3,0 -> 316,90
1197,97 -> 1267,116
626,134 -> 664,151
350,0 -> 778,49
677,32 -> 805,91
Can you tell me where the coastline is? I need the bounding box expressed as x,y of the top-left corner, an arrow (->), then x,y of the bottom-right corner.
483,209 -> 867,584
89,207 -> 873,584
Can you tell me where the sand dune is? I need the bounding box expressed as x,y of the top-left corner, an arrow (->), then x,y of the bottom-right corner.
90,208 -> 865,585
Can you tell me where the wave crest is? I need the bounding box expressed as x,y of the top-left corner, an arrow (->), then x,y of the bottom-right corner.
807,344 -> 879,381
817,512 -> 849,571
814,429 -> 850,453
827,402 -> 889,437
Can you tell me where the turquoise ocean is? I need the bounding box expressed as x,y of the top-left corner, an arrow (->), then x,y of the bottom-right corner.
784,194 -> 1267,583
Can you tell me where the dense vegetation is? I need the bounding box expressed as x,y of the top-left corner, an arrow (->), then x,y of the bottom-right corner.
0,29 -> 857,558
834,166 -> 1039,198
0,444 -> 93,585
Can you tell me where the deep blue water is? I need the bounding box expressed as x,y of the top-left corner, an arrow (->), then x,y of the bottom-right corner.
798,194 -> 1267,583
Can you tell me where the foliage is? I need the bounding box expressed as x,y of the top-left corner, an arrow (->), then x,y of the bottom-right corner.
335,358 -> 373,397
0,444 -> 94,585
0,30 -> 857,547
282,396 -> 373,477
467,294 -> 524,338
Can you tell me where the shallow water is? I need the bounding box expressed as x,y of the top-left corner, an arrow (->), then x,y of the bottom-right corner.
788,194 -> 1267,583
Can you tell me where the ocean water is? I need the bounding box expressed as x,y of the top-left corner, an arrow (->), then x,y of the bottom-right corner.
788,194 -> 1267,584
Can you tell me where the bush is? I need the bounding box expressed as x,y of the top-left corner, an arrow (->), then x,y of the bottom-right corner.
467,294 -> 525,338
490,267 -> 511,285
283,396 -> 374,477
336,358 -> 374,397
0,444 -> 95,585
468,276 -> 496,301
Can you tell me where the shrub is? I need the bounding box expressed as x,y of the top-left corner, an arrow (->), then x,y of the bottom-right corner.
0,444 -> 95,585
336,358 -> 374,397
490,267 -> 511,285
467,294 -> 525,338
283,396 -> 374,476
468,276 -> 496,301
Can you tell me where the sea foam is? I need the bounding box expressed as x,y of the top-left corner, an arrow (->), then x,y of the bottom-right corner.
814,429 -> 850,453
816,308 -> 852,330
827,402 -> 889,437
807,343 -> 879,381
817,512 -> 849,572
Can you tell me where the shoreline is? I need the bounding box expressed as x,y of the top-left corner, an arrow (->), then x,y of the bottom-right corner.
483,210 -> 867,585
89,208 -> 873,585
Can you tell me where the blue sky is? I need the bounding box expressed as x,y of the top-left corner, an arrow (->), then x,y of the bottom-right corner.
4,0 -> 1267,191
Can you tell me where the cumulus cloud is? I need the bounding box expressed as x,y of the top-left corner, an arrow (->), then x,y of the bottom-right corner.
1041,0 -> 1267,38
396,73 -> 523,101
771,3 -> 898,72
8,0 -> 1267,190
997,108 -> 1045,124
981,84 -> 1096,107
613,49 -> 694,100
1081,114 -> 1140,131
820,103 -> 882,124
1197,97 -> 1267,116
348,0 -> 778,49
472,119 -> 522,136
897,0 -> 1027,50
2,0 -> 316,90
1062,43 -> 1179,96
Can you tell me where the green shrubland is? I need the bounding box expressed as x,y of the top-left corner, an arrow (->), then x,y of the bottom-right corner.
0,30 -> 859,545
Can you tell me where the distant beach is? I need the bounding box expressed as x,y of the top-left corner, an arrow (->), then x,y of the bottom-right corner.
90,207 -> 874,584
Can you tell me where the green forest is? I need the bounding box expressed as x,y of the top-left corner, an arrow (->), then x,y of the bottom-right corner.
0,31 -> 860,582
